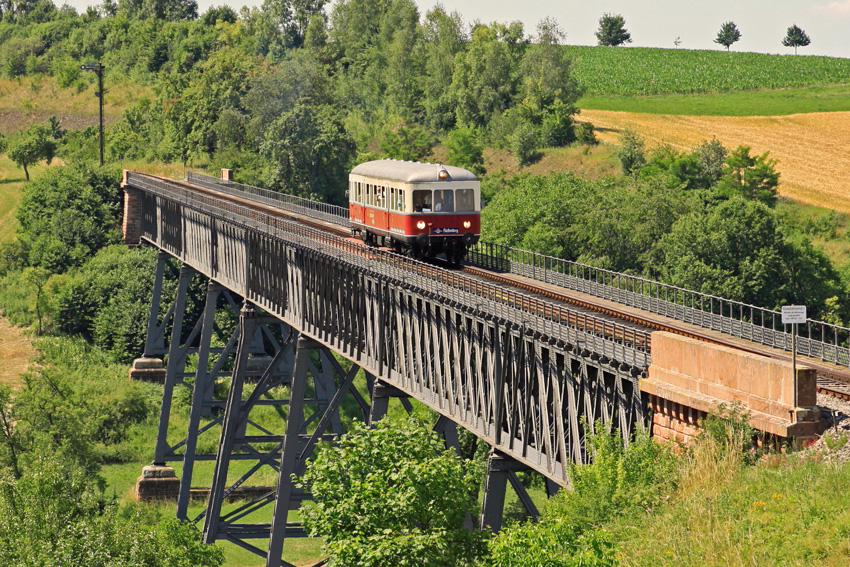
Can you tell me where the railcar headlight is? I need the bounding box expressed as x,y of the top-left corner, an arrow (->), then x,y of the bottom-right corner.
417,221 -> 426,230
463,221 -> 471,229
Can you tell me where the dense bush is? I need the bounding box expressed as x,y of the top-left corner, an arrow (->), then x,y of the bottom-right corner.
16,163 -> 122,273
0,452 -> 222,566
300,417 -> 487,567
486,425 -> 674,567
3,336 -> 160,468
52,245 -> 174,362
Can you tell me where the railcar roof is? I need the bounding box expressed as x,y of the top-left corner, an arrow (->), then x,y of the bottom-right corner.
350,160 -> 478,183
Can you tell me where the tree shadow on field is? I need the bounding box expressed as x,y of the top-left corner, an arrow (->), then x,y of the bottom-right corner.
0,177 -> 26,184
592,125 -> 622,134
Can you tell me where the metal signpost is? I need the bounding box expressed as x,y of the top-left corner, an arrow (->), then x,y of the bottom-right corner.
781,305 -> 807,408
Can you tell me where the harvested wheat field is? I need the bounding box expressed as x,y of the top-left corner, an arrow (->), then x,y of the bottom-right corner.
581,109 -> 850,213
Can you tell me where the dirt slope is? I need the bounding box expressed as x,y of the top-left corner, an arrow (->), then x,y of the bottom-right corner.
0,318 -> 31,388
581,109 -> 850,213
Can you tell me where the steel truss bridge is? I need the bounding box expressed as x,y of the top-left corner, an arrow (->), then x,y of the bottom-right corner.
123,171 -> 850,567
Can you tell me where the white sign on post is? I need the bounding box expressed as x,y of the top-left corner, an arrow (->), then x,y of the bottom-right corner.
781,305 -> 807,325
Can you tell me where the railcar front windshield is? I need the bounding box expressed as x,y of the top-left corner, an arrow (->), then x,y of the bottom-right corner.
413,189 -> 433,212
455,189 -> 475,211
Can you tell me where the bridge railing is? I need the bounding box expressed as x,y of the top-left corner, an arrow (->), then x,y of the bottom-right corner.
130,172 -> 651,370
186,171 -> 349,228
179,172 -> 849,369
468,241 -> 850,368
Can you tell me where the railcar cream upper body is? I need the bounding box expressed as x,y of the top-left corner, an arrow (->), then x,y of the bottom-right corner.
348,160 -> 480,264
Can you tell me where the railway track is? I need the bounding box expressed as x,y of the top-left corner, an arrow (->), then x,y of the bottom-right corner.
162,173 -> 850,401
462,267 -> 850,401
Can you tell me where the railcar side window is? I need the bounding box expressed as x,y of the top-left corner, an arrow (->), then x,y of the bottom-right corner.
456,189 -> 475,211
389,186 -> 404,212
434,189 -> 454,212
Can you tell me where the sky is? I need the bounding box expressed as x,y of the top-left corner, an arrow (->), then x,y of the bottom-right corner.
61,0 -> 850,59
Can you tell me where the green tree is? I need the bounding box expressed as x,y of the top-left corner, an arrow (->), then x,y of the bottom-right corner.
379,122 -> 433,161
445,126 -> 484,175
451,21 -> 526,127
382,0 -> 424,119
782,24 -> 811,55
15,163 -> 122,272
421,5 -> 466,131
23,267 -> 50,335
7,123 -> 57,181
595,13 -> 631,46
511,121 -> 539,167
659,198 -> 785,306
200,4 -> 236,25
249,0 -> 326,59
243,52 -> 331,142
328,0 -> 423,117
481,172 -> 688,272
614,128 -> 645,175
714,21 -> 741,51
715,145 -> 779,205
162,46 -> 263,158
261,103 -> 356,204
518,17 -> 582,147
117,0 -> 198,21
0,386 -> 21,479
54,246 -> 166,362
694,138 -> 729,187
520,18 -> 580,118
300,417 -> 486,567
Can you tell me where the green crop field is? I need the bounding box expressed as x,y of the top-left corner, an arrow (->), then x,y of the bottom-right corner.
578,85 -> 850,115
567,46 -> 850,96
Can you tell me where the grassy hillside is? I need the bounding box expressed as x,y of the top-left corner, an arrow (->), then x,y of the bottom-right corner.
568,46 -> 850,96
0,77 -> 146,135
609,439 -> 850,566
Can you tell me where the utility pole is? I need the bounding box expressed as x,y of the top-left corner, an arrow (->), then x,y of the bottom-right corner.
80,62 -> 104,166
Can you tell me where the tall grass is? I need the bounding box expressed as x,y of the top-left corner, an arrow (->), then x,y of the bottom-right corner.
612,429 -> 850,566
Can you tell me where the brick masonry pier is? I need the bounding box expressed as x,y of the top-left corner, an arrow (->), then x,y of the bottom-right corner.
641,332 -> 823,444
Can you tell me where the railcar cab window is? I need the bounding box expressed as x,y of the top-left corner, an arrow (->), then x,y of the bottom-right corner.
413,190 -> 432,212
434,189 -> 454,212
456,189 -> 474,211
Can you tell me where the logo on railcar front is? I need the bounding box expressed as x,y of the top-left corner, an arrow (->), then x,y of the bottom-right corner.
433,228 -> 459,234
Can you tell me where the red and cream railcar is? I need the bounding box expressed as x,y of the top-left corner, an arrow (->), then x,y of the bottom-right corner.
348,160 -> 481,264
